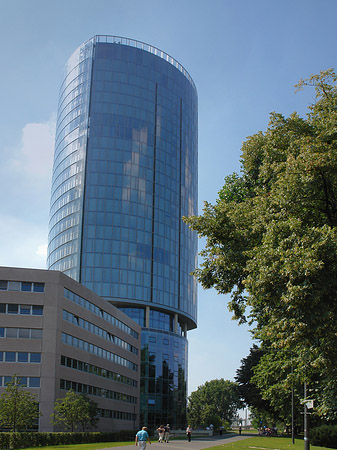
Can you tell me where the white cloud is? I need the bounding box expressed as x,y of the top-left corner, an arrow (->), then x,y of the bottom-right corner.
0,117 -> 55,269
9,116 -> 56,185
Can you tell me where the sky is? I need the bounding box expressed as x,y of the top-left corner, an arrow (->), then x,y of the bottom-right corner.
0,0 -> 336,395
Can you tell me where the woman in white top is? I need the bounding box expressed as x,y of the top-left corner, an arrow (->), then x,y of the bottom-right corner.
186,425 -> 192,442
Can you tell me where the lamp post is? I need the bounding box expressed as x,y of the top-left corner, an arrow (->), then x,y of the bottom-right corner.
291,362 -> 294,445
304,383 -> 310,450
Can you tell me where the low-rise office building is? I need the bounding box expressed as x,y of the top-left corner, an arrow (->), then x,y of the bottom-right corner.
0,266 -> 141,432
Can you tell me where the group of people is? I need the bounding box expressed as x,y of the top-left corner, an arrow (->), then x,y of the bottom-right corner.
135,423 -> 193,449
156,424 -> 171,443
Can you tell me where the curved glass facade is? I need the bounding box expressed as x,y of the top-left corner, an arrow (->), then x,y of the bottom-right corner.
48,36 -> 198,429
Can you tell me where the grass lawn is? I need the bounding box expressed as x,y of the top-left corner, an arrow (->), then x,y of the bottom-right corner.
210,436 -> 329,450
21,442 -> 133,450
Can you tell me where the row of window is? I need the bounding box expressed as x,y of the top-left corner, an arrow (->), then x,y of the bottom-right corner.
0,328 -> 42,339
0,281 -> 44,293
60,379 -> 137,403
0,304 -> 43,316
0,352 -> 41,363
61,355 -> 137,387
98,408 -> 136,421
120,307 -> 183,335
63,310 -> 138,354
0,376 -> 40,388
62,333 -> 137,371
64,288 -> 138,339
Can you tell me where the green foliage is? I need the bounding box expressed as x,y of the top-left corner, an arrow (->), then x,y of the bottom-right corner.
311,425 -> 337,449
0,376 -> 41,431
0,430 -> 136,449
184,69 -> 337,419
187,379 -> 241,427
52,390 -> 99,432
235,346 -> 277,422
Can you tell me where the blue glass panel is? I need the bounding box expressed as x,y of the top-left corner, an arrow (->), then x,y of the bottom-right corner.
18,352 -> 29,362
21,282 -> 32,292
30,353 -> 41,363
5,352 -> 16,362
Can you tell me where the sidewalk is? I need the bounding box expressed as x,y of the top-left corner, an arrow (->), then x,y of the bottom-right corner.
97,433 -> 255,450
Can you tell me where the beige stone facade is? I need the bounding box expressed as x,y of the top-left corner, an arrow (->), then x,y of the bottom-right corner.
0,266 -> 140,432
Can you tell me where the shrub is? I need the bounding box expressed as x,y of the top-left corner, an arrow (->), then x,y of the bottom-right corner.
0,429 -> 137,449
311,424 -> 337,449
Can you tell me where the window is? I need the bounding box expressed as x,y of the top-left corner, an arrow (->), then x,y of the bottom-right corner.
5,352 -> 16,362
17,377 -> 27,386
31,329 -> 42,339
18,328 -> 30,338
7,304 -> 18,314
0,304 -> 44,315
29,377 -> 40,388
20,305 -> 31,314
6,328 -> 18,338
8,281 -> 20,291
0,280 -> 44,292
18,352 -> 29,362
33,283 -> 44,292
32,306 -> 43,316
21,282 -> 32,292
30,353 -> 41,363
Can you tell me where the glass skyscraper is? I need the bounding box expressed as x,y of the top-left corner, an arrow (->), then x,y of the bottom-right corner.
47,35 -> 198,429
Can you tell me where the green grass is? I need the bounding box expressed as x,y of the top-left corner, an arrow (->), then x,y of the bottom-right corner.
208,436 -> 330,450
21,441 -> 133,450
19,436 -> 335,450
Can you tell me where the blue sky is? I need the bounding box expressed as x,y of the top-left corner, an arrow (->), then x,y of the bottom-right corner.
0,0 -> 336,395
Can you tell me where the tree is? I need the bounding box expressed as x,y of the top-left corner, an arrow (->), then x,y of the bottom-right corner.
235,346 -> 273,417
235,346 -> 305,429
52,390 -> 99,431
187,379 -> 241,428
0,376 -> 41,431
184,69 -> 337,419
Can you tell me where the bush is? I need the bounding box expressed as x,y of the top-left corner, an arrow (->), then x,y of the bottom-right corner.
311,425 -> 337,449
0,429 -> 137,449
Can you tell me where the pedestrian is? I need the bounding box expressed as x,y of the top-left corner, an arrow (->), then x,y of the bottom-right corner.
135,426 -> 151,450
164,424 -> 170,443
239,425 -> 242,435
157,425 -> 165,443
186,425 -> 192,442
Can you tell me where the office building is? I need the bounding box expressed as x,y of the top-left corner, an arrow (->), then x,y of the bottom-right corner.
0,266 -> 140,432
47,36 -> 198,428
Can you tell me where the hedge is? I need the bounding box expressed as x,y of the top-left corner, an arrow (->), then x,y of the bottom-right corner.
311,425 -> 337,449
0,430 -> 137,449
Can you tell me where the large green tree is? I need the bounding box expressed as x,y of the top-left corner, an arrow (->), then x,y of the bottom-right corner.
184,70 -> 337,419
236,346 -> 305,428
52,390 -> 99,431
0,376 -> 41,431
187,379 -> 241,428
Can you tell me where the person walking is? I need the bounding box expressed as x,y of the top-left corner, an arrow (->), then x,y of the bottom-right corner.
135,427 -> 151,450
164,424 -> 170,443
157,425 -> 165,443
186,425 -> 192,442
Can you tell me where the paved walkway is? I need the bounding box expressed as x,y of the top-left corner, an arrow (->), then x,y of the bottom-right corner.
97,433 -> 256,450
